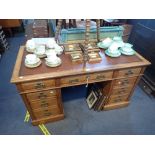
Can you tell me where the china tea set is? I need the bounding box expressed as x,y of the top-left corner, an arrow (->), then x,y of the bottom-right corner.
97,36 -> 135,57
25,39 -> 63,68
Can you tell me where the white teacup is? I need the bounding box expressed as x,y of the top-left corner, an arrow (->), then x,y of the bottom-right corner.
113,36 -> 122,41
26,39 -> 36,52
54,44 -> 63,55
124,43 -> 133,48
121,47 -> 133,53
109,42 -> 119,52
46,49 -> 56,57
45,52 -> 58,64
46,57 -> 58,65
35,45 -> 46,55
46,39 -> 56,49
25,54 -> 38,64
102,37 -> 112,45
114,40 -> 124,48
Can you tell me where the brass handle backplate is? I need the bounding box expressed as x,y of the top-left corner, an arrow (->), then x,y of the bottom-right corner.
96,74 -> 105,80
34,82 -> 45,89
69,79 -> 79,83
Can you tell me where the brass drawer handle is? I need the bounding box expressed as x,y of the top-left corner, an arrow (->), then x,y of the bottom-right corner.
44,112 -> 52,116
40,100 -> 48,107
44,109 -> 49,112
69,79 -> 79,84
122,82 -> 129,85
40,100 -> 46,103
120,88 -> 126,91
125,70 -> 133,76
119,90 -> 126,94
111,96 -> 122,102
38,94 -> 47,99
119,79 -> 129,85
40,103 -> 48,107
34,82 -> 45,89
116,97 -> 121,100
114,98 -> 122,102
123,79 -> 129,82
118,79 -> 129,85
96,75 -> 105,80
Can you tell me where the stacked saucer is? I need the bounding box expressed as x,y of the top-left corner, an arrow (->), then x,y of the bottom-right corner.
25,54 -> 41,68
113,36 -> 124,48
26,39 -> 36,53
46,38 -> 64,55
120,43 -> 135,55
54,44 -> 63,55
97,37 -> 113,49
105,49 -> 121,57
34,45 -> 46,58
46,38 -> 56,49
105,42 -> 121,57
45,53 -> 61,67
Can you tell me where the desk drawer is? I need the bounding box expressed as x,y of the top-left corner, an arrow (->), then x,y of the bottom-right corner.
113,77 -> 137,88
21,79 -> 55,92
111,86 -> 133,95
60,75 -> 86,86
89,71 -> 113,81
33,106 -> 61,119
116,67 -> 141,78
29,97 -> 58,109
108,94 -> 129,104
26,89 -> 57,101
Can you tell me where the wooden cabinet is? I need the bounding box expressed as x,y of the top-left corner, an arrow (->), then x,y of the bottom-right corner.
0,19 -> 22,28
11,46 -> 150,125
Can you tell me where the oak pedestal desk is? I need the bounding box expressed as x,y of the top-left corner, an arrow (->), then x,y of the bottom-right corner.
11,46 -> 150,125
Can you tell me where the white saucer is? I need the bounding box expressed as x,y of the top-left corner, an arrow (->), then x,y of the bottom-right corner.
25,59 -> 42,68
35,53 -> 46,58
26,48 -> 36,53
120,49 -> 135,56
45,59 -> 61,67
105,49 -> 121,57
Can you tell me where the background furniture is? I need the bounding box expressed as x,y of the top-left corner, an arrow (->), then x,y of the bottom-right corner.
25,20 -> 52,41
11,46 -> 150,125
49,19 -> 133,43
0,26 -> 9,56
0,19 -> 22,27
59,26 -> 124,43
129,21 -> 155,96
0,19 -> 23,37
102,19 -> 128,26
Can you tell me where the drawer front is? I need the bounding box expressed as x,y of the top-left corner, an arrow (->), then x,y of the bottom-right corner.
89,71 -> 113,81
111,86 -> 133,95
26,89 -> 57,101
29,97 -> 58,109
21,79 -> 55,91
113,77 -> 137,88
60,75 -> 86,86
33,106 -> 61,119
108,94 -> 129,104
116,67 -> 141,78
